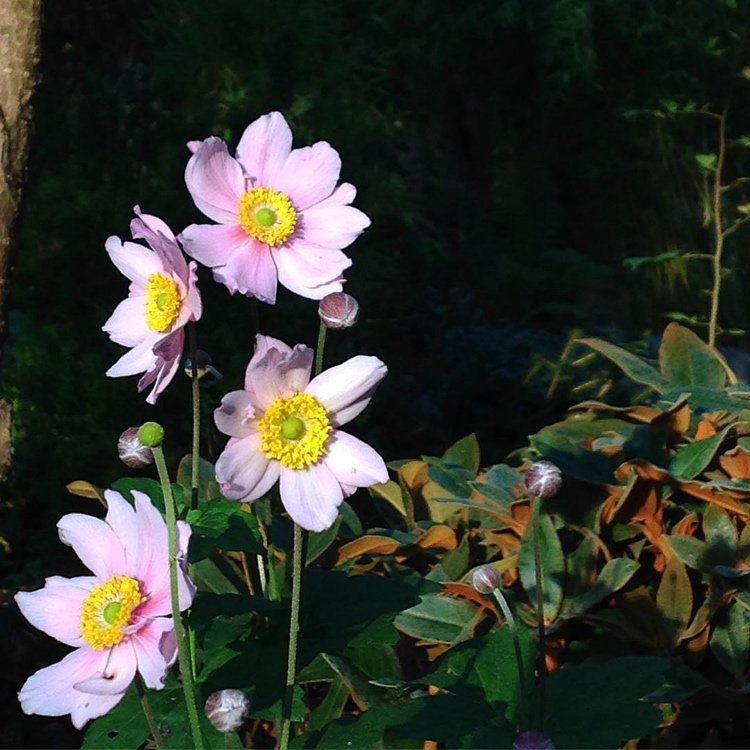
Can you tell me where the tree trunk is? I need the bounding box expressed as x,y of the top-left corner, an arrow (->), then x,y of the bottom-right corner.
0,0 -> 42,481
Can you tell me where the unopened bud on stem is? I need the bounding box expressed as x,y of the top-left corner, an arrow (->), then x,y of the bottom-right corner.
117,427 -> 154,469
137,422 -> 165,448
524,460 -> 562,499
471,565 -> 500,594
204,689 -> 250,733
318,292 -> 360,329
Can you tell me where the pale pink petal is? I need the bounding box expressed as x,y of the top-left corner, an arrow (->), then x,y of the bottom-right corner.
187,140 -> 202,154
279,463 -> 343,532
273,241 -> 350,300
102,490 -> 140,573
184,261 -> 203,321
57,514 -> 127,580
131,491 -> 168,594
180,222 -> 249,269
236,111 -> 293,184
323,430 -> 388,489
214,390 -> 257,438
105,236 -> 162,287
15,576 -> 93,648
306,356 -> 388,426
74,641 -> 137,695
301,204 -> 371,250
311,182 -> 357,210
102,296 -> 150,347
140,329 -> 184,405
18,647 -> 121,729
106,336 -> 160,378
215,434 -> 280,502
214,240 -> 278,302
273,141 -> 342,210
245,341 -> 313,409
130,207 -> 185,277
131,618 -> 175,689
185,136 -> 245,223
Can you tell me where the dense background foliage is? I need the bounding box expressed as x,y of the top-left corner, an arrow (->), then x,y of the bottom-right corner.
4,1 -> 750,746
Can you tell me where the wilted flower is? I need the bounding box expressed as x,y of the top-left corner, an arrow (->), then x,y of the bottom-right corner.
524,460 -> 562,499
214,334 -> 388,532
471,565 -> 500,594
318,292 -> 360,330
181,111 -> 370,303
103,207 -> 202,404
204,689 -> 250,733
117,427 -> 153,469
513,730 -> 556,750
15,491 -> 194,728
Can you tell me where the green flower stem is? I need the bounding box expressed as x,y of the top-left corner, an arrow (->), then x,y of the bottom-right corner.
315,322 -> 327,377
531,494 -> 547,731
135,674 -> 164,750
491,586 -> 529,732
152,444 -> 205,750
279,522 -> 304,750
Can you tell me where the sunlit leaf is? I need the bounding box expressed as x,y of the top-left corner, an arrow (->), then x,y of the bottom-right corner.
658,322 -> 728,388
656,555 -> 693,648
576,337 -> 670,392
394,594 -> 481,645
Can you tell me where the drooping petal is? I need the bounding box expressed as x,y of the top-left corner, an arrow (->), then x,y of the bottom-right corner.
139,329 -> 184,405
214,390 -> 257,438
183,261 -> 203,321
180,222 -> 249,270
273,141 -> 342,210
213,240 -> 278,302
279,463 -> 343,532
306,355 -> 388,426
215,434 -> 280,502
322,430 -> 388,489
74,641 -> 137,695
17,647 -> 120,730
244,340 -> 313,409
102,295 -> 150,348
130,618 -> 175,689
185,136 -> 245,224
15,576 -> 94,648
105,336 -> 160,378
301,204 -> 371,250
273,241 -> 350,300
130,207 -> 185,277
57,514 -> 127,581
236,111 -> 293,185
102,491 -> 140,574
105,236 -> 162,287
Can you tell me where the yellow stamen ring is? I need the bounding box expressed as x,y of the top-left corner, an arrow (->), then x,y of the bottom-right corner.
144,273 -> 181,332
80,574 -> 146,650
237,187 -> 297,246
258,392 -> 331,469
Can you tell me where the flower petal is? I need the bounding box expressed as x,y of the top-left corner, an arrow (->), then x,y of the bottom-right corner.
102,490 -> 140,573
15,576 -> 94,648
323,430 -> 388,489
274,141 -> 342,210
130,207 -> 186,277
105,336 -> 160,378
18,647 -> 123,730
244,339 -> 313,409
102,295 -> 150,348
306,356 -> 387,426
180,222 -> 249,270
311,181 -> 357,210
215,433 -> 280,502
273,240 -> 350,300
213,240 -> 278,302
214,390 -> 256,438
279,463 -> 343,532
185,136 -> 245,223
236,111 -> 293,184
139,329 -> 184,405
302,204 -> 371,250
131,618 -> 176,689
105,236 -> 162,287
57,514 -> 127,580
74,641 -> 137,696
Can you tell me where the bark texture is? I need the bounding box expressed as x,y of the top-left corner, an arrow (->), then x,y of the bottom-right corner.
0,0 -> 42,481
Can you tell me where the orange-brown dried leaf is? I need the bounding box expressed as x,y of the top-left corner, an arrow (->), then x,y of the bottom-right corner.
672,512 -> 698,536
415,525 -> 458,552
442,582 -> 500,619
399,460 -> 430,491
694,419 -> 718,441
718,446 -> 750,480
336,535 -> 400,565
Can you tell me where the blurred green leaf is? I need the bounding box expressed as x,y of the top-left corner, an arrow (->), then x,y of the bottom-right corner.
576,337 -> 670,392
658,322 -> 726,388
710,600 -> 749,679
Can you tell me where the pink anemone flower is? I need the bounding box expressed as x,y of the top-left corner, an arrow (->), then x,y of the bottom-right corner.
214,334 -> 388,532
180,111 -> 370,303
15,490 -> 194,729
103,207 -> 202,404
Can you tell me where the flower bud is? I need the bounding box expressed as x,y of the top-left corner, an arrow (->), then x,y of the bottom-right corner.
524,460 -> 562,499
184,349 -> 216,380
318,292 -> 360,330
471,565 -> 500,594
513,731 -> 556,750
137,421 -> 164,448
204,689 -> 250,733
117,427 -> 154,469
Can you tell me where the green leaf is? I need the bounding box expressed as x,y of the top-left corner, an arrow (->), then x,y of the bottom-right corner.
394,593 -> 480,645
664,535 -> 708,570
519,507 -> 566,623
82,685 -> 149,749
562,558 -> 638,618
530,427 -> 615,485
669,426 -> 730,480
656,555 -> 693,648
710,600 -> 749,679
441,433 -> 480,473
541,657 -> 669,749
306,675 -> 350,732
176,454 -> 222,504
658,386 -> 749,413
186,499 -> 263,562
658,322 -> 726,388
111,477 -> 166,512
576,337 -> 670,392
694,152 -> 717,171
306,513 -> 342,564
703,504 -> 738,564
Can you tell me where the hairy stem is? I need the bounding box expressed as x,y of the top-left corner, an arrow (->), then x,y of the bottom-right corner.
136,675 -> 165,750
532,495 -> 547,731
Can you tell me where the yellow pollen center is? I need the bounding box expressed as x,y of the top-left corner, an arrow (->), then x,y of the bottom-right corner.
258,392 -> 331,469
237,187 -> 297,246
80,575 -> 145,650
145,273 -> 181,332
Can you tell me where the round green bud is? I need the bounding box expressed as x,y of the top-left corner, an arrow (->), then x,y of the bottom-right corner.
137,421 -> 165,447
